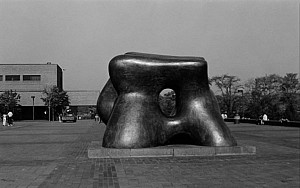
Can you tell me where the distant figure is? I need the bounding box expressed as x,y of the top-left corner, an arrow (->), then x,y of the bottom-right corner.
7,111 -> 13,126
263,114 -> 268,123
234,113 -> 240,124
95,114 -> 100,123
3,114 -> 7,126
280,117 -> 289,125
59,114 -> 62,122
221,113 -> 225,119
224,113 -> 228,119
258,115 -> 263,125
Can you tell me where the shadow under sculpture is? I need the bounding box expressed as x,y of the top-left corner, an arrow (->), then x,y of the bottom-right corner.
97,52 -> 237,149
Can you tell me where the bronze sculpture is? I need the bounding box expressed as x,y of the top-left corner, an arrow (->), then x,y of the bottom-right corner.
97,52 -> 237,148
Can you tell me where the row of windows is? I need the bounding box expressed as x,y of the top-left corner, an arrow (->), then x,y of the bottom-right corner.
0,75 -> 41,81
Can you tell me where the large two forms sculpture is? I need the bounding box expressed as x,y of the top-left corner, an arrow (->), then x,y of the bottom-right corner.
97,52 -> 237,149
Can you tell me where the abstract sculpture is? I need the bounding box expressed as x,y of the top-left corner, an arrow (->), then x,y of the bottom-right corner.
97,52 -> 237,148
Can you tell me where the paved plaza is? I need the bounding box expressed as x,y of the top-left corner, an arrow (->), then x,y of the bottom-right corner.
0,120 -> 299,188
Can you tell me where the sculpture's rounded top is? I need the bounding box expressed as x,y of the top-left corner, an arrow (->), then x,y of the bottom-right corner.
108,52 -> 209,94
124,52 -> 206,62
110,52 -> 207,69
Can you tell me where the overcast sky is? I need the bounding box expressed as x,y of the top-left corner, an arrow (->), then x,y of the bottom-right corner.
0,0 -> 299,90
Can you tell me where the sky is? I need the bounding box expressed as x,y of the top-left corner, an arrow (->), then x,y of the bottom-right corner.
0,0 -> 299,91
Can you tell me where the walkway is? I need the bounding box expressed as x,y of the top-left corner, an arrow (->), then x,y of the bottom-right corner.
0,120 -> 299,188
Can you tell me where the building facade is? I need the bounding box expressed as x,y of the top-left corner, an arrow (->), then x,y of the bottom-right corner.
0,63 -> 99,120
0,63 -> 63,91
67,90 -> 100,119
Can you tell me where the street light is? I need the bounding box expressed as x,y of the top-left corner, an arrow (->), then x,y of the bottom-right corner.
237,89 -> 244,118
31,96 -> 35,120
48,98 -> 51,121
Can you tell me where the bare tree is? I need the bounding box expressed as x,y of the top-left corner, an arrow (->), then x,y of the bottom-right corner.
211,74 -> 242,116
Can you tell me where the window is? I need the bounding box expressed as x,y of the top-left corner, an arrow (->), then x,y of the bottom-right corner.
5,75 -> 20,81
0,75 -> 2,81
23,75 -> 41,81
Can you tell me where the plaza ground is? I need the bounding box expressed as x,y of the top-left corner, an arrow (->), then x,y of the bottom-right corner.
0,120 -> 299,188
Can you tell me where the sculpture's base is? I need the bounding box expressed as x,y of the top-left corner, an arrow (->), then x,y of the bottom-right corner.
88,141 -> 256,158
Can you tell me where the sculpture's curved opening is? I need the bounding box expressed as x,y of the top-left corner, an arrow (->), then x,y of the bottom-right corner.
166,133 -> 195,145
158,88 -> 176,117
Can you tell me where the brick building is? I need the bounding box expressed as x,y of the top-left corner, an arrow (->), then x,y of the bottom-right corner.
0,63 -> 99,120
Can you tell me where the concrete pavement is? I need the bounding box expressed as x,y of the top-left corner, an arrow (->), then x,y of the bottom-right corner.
0,120 -> 299,188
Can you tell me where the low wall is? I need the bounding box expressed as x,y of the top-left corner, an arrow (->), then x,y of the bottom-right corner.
224,118 -> 300,128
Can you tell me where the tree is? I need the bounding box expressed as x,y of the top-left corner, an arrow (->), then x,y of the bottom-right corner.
280,73 -> 300,120
211,73 -> 299,120
0,90 -> 21,114
211,74 -> 242,116
41,86 -> 70,120
244,74 -> 282,119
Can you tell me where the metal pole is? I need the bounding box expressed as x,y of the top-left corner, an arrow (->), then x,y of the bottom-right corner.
241,91 -> 244,118
49,99 -> 51,121
33,99 -> 34,120
31,96 -> 35,120
237,89 -> 244,117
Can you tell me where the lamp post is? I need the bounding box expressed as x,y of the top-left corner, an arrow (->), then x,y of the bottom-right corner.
237,89 -> 244,118
48,98 -> 51,121
31,96 -> 35,120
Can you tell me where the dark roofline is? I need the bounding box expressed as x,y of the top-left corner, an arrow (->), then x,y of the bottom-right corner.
0,90 -> 44,92
0,63 -> 63,71
66,90 -> 101,92
0,90 -> 100,92
0,63 -> 59,66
